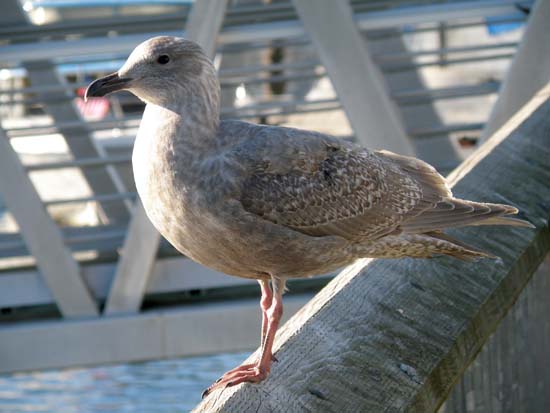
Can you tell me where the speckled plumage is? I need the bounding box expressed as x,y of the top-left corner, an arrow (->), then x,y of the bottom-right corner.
91,35 -> 532,282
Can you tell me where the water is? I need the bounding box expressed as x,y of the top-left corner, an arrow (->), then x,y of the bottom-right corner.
0,352 -> 248,413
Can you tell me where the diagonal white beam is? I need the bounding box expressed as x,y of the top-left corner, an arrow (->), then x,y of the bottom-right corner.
481,0 -> 550,140
292,0 -> 415,155
104,202 -> 158,315
104,0 -> 229,315
0,127 -> 98,318
366,28 -> 460,169
185,0 -> 228,58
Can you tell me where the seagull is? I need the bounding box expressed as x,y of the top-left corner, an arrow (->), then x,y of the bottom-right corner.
85,36 -> 533,397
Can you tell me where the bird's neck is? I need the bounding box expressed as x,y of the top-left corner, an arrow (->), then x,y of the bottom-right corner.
146,78 -> 221,154
134,100 -> 218,200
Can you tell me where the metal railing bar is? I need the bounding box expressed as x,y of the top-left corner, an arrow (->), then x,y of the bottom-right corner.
43,192 -> 137,206
381,52 -> 515,73
374,42 -> 518,62
25,155 -> 132,171
409,122 -> 485,138
5,117 -> 141,137
393,82 -> 500,105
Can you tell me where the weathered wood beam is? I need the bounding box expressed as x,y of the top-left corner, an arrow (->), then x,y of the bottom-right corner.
104,0 -> 229,315
195,85 -> 550,412
481,0 -> 550,140
441,256 -> 550,412
0,127 -> 98,318
292,0 -> 415,155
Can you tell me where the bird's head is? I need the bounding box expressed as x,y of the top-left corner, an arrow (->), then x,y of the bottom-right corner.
85,36 -> 218,108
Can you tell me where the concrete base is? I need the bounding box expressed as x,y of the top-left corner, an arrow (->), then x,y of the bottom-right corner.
0,294 -> 312,374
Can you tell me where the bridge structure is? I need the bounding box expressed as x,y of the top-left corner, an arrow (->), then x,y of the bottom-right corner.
0,0 -> 549,411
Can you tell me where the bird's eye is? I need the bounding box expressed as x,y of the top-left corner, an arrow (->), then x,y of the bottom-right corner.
157,55 -> 170,65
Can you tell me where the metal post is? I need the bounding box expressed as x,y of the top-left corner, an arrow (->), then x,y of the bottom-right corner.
292,0 -> 415,155
481,0 -> 550,140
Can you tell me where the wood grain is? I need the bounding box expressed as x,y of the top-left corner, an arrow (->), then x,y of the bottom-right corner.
194,85 -> 550,412
440,255 -> 550,413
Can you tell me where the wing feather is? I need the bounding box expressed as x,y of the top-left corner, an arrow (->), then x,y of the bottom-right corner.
237,129 -> 449,240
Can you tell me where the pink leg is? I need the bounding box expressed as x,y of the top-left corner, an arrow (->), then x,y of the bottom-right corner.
259,279 -> 273,347
207,280 -> 273,380
202,277 -> 285,398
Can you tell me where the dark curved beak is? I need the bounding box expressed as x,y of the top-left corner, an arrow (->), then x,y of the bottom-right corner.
84,72 -> 132,101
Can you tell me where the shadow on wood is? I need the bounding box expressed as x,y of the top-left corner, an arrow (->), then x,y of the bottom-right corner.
195,84 -> 550,412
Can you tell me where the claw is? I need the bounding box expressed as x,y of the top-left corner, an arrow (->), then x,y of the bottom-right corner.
201,364 -> 270,399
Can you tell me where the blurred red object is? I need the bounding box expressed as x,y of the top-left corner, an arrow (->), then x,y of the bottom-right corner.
75,86 -> 110,120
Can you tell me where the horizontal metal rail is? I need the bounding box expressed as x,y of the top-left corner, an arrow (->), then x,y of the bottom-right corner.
218,15 -> 525,52
394,82 -> 500,105
43,191 -> 137,206
0,226 -> 126,259
25,155 -> 132,171
382,52 -> 515,73
0,215 -> 192,260
375,42 -> 518,62
410,122 -> 485,138
5,117 -> 141,138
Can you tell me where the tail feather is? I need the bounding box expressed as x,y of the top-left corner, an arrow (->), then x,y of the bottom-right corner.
401,198 -> 533,233
466,215 -> 535,228
425,231 -> 496,261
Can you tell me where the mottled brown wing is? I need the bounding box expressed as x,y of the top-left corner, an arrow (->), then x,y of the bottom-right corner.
239,143 -> 446,241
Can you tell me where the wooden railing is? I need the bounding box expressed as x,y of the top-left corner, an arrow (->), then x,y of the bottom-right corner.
195,85 -> 550,412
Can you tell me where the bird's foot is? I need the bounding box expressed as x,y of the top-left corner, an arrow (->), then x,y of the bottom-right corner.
202,362 -> 271,399
211,354 -> 277,384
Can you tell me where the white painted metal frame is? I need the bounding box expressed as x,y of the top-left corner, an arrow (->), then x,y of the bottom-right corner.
292,0 -> 414,154
482,0 -> 550,140
0,254 -> 333,309
185,0 -> 229,58
104,0 -> 229,315
0,127 -> 98,318
0,0 -> 526,63
25,61 -> 132,223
